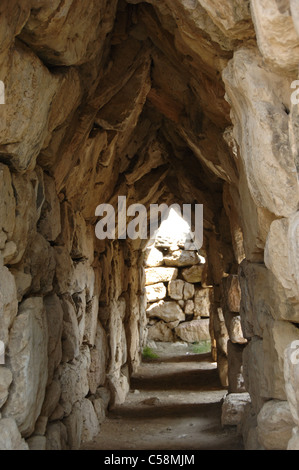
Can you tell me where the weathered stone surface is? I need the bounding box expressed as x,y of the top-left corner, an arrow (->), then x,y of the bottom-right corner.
147,300 -> 185,323
38,173 -> 61,242
221,392 -> 251,426
250,0 -> 299,72
183,282 -> 195,300
194,287 -> 212,317
213,308 -> 229,356
175,319 -> 210,343
145,267 -> 178,285
46,422 -> 68,451
224,311 -> 246,344
61,296 -> 80,363
287,426 -> 299,450
3,298 -> 48,437
144,246 -> 164,267
184,300 -> 194,315
257,400 -> 294,450
0,366 -> 12,409
223,47 -> 299,218
284,342 -> 299,428
265,215 -> 299,300
44,294 -> 63,384
164,250 -> 200,267
0,418 -> 29,450
59,346 -> 91,416
227,341 -> 246,393
41,381 -> 61,419
88,322 -> 108,394
0,257 -> 18,346
27,435 -> 47,450
79,398 -> 100,444
168,280 -> 185,300
147,321 -> 174,342
145,282 -> 167,302
181,264 -> 205,283
221,275 -> 241,312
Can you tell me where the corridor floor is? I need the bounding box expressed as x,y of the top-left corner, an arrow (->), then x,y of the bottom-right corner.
82,343 -> 244,451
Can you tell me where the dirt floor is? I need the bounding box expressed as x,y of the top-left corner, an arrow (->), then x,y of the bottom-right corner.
82,343 -> 244,451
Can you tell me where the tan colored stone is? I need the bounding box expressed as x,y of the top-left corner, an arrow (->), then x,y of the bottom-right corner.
164,249 -> 200,267
3,297 -> 48,437
194,287 -> 212,317
147,321 -> 174,342
168,280 -> 184,300
257,400 -> 294,450
181,264 -> 205,283
221,392 -> 251,427
0,418 -> 29,450
175,319 -> 210,343
145,267 -> 178,285
147,300 -> 185,323
145,282 -> 167,302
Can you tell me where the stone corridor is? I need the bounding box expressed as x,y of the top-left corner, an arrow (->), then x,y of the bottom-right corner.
0,0 -> 299,451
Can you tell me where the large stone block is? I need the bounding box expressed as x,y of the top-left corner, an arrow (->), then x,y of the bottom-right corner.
194,287 -> 212,317
0,418 -> 28,450
257,400 -> 294,450
175,319 -> 210,343
164,249 -> 200,267
3,297 -> 48,437
221,392 -> 251,427
181,264 -> 205,283
145,267 -> 178,285
168,280 -> 184,300
147,300 -> 185,323
146,282 -> 167,302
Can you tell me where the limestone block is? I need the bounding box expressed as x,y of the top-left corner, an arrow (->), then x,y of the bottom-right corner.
147,321 -> 174,342
147,300 -> 185,323
213,308 -> 229,356
265,214 -> 299,300
184,300 -> 194,315
46,422 -> 68,451
88,322 -> 108,394
79,398 -> 100,444
224,311 -> 247,344
0,418 -> 29,450
164,249 -> 200,267
168,280 -> 184,300
194,287 -> 212,317
223,47 -> 299,218
145,283 -> 167,302
38,173 -> 61,242
0,366 -> 12,408
221,275 -> 241,312
61,296 -> 80,363
84,296 -> 99,347
250,0 -> 299,72
144,246 -> 164,267
175,319 -> 210,343
257,400 -> 294,450
3,297 -> 48,437
145,267 -> 178,285
0,42 -> 59,171
221,392 -> 251,426
284,342 -> 299,427
59,345 -> 91,416
183,282 -> 195,300
19,0 -> 118,66
63,402 -> 84,449
0,164 -> 15,247
41,381 -> 61,419
181,264 -> 205,283
0,257 -> 18,345
44,294 -> 63,384
227,341 -> 246,393
27,435 -> 47,450
287,426 -> 299,450
71,211 -> 94,264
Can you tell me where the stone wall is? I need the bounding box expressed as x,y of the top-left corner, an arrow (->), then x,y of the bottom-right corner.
144,236 -> 212,344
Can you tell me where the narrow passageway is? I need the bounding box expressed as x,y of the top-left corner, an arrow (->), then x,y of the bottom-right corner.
82,344 -> 243,451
